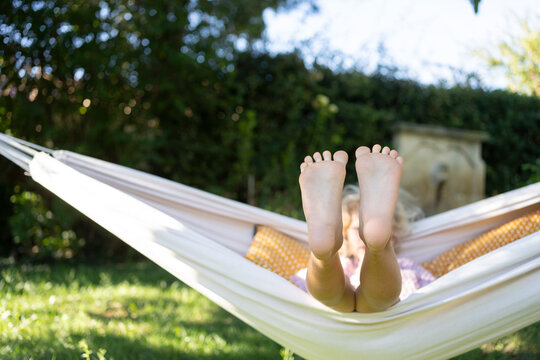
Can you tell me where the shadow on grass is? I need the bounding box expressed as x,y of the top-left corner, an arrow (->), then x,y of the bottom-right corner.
1,261 -> 286,358
1,259 -> 184,288
5,288 -> 283,359
9,329 -> 280,360
84,292 -> 281,357
452,348 -> 539,360
8,303 -> 282,360
451,321 -> 540,360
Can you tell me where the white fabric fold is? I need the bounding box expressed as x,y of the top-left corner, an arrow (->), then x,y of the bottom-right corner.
25,150 -> 540,360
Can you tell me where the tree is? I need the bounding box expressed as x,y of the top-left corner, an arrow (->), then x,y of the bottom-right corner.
0,0 -> 315,177
477,19 -> 540,97
0,0 -> 315,259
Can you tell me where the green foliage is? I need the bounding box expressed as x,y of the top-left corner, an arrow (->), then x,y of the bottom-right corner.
0,0 -> 539,261
8,187 -> 84,261
79,339 -> 107,360
476,19 -> 540,97
521,159 -> 540,186
469,0 -> 481,13
280,347 -> 296,360
0,0 -> 314,259
323,74 -> 540,194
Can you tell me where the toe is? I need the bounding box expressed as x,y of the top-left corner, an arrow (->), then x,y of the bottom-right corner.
389,149 -> 398,159
313,152 -> 322,162
322,150 -> 332,161
333,150 -> 348,164
300,162 -> 307,172
396,156 -> 404,165
304,155 -> 314,165
372,144 -> 382,153
355,146 -> 370,158
381,146 -> 390,155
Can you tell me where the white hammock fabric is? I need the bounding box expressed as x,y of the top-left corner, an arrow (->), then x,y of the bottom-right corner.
1,133 -> 539,360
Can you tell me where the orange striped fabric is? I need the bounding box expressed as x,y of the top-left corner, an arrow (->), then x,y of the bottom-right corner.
423,208 -> 540,278
246,225 -> 310,279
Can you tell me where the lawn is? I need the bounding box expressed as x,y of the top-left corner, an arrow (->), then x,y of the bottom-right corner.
1,260 -> 538,359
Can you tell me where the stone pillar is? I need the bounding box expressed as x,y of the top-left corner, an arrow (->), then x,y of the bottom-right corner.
393,123 -> 489,216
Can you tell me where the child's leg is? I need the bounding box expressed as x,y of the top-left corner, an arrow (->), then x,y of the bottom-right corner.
306,253 -> 355,312
355,243 -> 402,312
354,145 -> 403,312
299,150 -> 355,312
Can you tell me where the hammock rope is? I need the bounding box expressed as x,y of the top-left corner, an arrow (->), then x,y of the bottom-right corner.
1,133 -> 539,360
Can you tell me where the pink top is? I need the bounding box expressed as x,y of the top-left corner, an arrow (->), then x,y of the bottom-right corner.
290,256 -> 435,301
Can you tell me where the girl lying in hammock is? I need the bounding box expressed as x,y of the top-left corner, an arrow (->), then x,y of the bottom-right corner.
294,145 -> 435,313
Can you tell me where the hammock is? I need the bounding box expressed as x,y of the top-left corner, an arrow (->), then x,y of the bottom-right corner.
1,133 -> 539,360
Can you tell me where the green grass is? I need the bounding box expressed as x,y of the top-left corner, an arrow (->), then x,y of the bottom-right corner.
0,261 -> 538,360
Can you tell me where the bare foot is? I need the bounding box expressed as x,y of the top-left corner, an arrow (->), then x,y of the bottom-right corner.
354,145 -> 403,253
299,150 -> 348,260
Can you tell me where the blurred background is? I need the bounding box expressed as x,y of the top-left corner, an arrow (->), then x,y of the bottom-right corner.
0,0 -> 538,262
0,1 -> 539,358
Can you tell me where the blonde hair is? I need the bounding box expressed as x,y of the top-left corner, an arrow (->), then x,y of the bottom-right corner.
340,184 -> 424,257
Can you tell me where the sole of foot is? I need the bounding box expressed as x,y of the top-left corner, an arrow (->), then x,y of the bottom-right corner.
299,150 -> 348,260
354,144 -> 403,253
